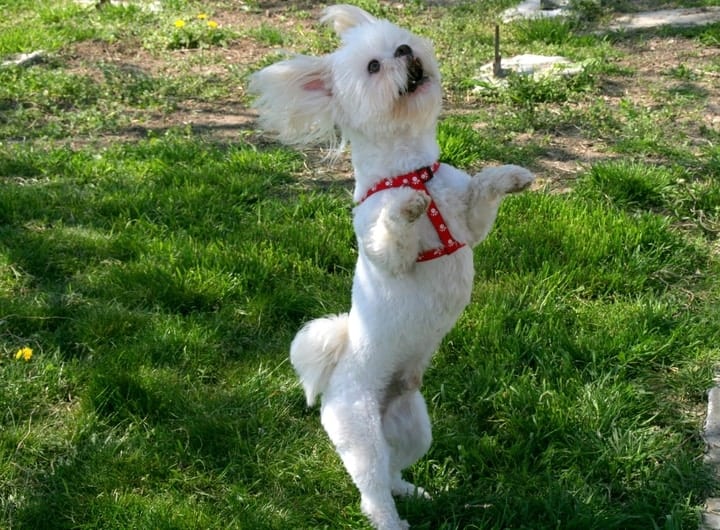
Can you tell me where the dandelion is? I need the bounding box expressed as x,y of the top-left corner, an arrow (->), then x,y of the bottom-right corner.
174,19 -> 186,28
197,13 -> 208,20
207,20 -> 218,29
15,347 -> 33,361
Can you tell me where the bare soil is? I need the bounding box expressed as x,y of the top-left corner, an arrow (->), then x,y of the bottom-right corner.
60,4 -> 720,187
537,34 -> 719,189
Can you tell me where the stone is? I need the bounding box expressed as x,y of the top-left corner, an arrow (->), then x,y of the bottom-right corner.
703,387 -> 720,529
1,50 -> 45,68
501,0 -> 572,23
702,498 -> 720,529
607,7 -> 720,32
473,54 -> 586,90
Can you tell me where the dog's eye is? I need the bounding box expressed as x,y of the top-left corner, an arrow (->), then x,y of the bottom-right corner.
367,59 -> 381,74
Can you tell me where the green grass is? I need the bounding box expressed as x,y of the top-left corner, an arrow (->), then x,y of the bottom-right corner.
1,1 -> 719,529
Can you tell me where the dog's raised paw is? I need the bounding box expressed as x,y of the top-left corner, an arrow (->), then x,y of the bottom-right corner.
503,165 -> 535,194
472,165 -> 535,199
400,190 -> 431,222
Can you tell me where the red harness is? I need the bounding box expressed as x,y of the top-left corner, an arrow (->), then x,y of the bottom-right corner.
358,162 -> 466,262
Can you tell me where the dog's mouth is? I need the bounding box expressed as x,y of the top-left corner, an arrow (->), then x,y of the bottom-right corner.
401,56 -> 429,95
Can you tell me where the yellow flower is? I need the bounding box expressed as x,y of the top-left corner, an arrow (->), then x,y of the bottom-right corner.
174,19 -> 186,28
197,13 -> 208,20
207,20 -> 218,29
15,347 -> 33,361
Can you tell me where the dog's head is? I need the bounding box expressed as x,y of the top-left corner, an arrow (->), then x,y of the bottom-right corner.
249,4 -> 442,147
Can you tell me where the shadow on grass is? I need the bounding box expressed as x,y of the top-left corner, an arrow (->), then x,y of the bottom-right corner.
11,362 -> 307,529
2,134 -> 718,529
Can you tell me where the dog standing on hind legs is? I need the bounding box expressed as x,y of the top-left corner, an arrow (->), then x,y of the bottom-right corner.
249,5 -> 534,529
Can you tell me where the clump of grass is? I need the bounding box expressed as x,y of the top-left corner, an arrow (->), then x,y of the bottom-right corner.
438,118 -> 540,168
503,71 -> 589,105
576,159 -> 720,237
247,24 -> 285,47
576,160 -> 677,210
570,0 -> 604,21
512,17 -> 577,46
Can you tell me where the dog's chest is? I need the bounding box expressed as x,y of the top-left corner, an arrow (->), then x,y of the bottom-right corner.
412,249 -> 474,328
353,248 -> 473,348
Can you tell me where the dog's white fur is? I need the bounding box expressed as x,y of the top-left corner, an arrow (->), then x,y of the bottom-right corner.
249,6 -> 534,529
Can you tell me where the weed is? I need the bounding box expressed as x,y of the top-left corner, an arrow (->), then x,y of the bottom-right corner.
512,17 -> 577,46
248,24 -> 285,47
667,63 -> 700,81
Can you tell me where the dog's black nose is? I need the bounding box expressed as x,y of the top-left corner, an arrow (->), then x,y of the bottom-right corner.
394,44 -> 413,58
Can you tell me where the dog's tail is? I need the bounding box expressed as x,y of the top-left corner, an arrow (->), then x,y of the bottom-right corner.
290,313 -> 349,407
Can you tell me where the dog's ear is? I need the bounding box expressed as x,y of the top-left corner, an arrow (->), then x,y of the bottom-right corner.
249,55 -> 335,146
321,4 -> 376,37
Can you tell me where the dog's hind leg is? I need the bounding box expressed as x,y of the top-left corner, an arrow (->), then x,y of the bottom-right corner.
321,390 -> 409,530
383,389 -> 432,498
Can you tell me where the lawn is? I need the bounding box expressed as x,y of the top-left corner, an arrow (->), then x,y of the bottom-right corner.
1,1 -> 719,529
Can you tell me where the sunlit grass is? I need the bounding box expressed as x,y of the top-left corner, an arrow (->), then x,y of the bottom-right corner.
1,1 -> 719,529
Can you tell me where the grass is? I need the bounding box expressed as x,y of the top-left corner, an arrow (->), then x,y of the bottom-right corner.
1,0 -> 719,529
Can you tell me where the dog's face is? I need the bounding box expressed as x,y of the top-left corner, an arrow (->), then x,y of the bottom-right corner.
249,5 -> 443,147
329,19 -> 442,138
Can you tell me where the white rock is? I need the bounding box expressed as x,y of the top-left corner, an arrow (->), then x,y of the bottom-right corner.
501,0 -> 571,23
607,7 -> 720,31
473,54 -> 585,90
1,50 -> 45,68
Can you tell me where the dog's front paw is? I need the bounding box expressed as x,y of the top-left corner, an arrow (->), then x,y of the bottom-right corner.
473,164 -> 535,197
400,190 -> 431,222
502,165 -> 535,194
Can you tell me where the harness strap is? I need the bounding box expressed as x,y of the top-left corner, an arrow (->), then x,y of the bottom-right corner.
358,162 -> 466,262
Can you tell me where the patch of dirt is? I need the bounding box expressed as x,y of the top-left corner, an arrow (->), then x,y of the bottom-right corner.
527,32 -> 720,189
65,39 -> 165,74
598,1 -> 720,14
610,35 -> 719,105
604,34 -> 720,150
60,15 -> 274,141
534,138 -> 614,192
58,4 -> 720,190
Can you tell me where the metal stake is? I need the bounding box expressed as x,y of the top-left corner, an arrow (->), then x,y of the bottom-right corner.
493,24 -> 504,78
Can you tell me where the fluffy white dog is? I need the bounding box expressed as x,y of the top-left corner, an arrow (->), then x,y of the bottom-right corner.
249,5 -> 534,529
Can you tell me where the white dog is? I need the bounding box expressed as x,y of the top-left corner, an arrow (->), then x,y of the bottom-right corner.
249,5 -> 534,529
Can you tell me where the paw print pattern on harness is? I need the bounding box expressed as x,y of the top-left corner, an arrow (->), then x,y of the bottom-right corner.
358,162 -> 466,263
